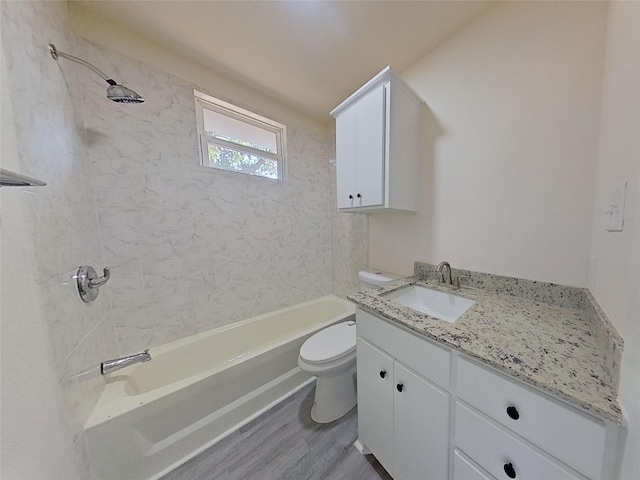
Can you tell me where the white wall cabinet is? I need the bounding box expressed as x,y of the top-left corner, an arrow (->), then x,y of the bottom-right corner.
331,66 -> 424,213
355,307 -> 625,480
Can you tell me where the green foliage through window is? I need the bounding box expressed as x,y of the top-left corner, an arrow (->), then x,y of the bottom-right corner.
208,144 -> 278,179
195,90 -> 286,181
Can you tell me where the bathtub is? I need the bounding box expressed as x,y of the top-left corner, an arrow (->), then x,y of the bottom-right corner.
84,295 -> 355,480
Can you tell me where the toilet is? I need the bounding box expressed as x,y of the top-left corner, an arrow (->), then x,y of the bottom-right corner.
298,270 -> 400,423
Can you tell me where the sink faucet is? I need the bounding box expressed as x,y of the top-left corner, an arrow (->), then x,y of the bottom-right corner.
436,261 -> 459,289
101,349 -> 151,375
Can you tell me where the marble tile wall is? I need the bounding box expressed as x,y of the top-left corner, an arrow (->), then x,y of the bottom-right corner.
75,40 -> 364,354
1,0 -> 117,476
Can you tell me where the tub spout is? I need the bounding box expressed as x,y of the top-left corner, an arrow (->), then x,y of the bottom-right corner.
101,349 -> 151,375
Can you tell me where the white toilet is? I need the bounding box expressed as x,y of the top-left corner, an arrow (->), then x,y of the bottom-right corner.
298,270 -> 400,423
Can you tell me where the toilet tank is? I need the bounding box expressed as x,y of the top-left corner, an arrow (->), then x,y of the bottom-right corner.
359,270 -> 401,291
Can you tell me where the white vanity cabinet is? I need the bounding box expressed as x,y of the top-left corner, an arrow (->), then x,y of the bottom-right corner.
356,308 -> 451,480
331,66 -> 423,213
454,357 -> 624,480
456,357 -> 608,480
355,307 -> 625,480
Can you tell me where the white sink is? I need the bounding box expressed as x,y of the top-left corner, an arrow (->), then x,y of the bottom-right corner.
383,285 -> 475,323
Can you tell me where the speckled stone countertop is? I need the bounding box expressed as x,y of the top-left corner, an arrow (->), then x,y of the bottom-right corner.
348,263 -> 625,425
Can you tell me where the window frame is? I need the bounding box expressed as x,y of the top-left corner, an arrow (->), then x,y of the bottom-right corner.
194,90 -> 287,182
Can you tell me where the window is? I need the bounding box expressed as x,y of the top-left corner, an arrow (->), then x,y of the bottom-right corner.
195,90 -> 287,181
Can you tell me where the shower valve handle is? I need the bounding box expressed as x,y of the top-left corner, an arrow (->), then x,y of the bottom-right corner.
89,267 -> 111,288
77,266 -> 111,303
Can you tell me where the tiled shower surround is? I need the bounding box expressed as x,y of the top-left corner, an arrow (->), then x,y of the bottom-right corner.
1,1 -> 366,475
79,40 -> 367,353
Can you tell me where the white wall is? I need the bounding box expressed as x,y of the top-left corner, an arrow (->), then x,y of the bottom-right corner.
369,1 -> 608,286
589,2 -> 640,479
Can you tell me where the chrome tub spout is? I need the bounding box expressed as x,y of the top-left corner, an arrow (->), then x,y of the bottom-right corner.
101,349 -> 151,375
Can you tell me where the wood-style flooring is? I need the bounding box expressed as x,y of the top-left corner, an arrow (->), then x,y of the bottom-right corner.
161,382 -> 392,480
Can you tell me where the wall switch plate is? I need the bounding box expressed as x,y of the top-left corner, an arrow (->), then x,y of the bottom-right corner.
605,182 -> 627,232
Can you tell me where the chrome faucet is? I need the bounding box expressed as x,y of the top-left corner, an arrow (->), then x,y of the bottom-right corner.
436,261 -> 459,289
101,349 -> 151,375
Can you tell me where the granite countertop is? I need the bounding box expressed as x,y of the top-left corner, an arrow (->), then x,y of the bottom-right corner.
348,263 -> 625,425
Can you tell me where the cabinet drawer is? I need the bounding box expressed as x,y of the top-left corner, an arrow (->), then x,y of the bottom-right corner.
357,307 -> 450,388
454,449 -> 495,480
457,357 -> 605,479
455,402 -> 582,480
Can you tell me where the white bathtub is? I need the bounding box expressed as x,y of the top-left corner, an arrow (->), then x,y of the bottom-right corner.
84,295 -> 355,480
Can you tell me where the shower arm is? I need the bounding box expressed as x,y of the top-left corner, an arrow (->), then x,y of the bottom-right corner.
48,44 -> 117,86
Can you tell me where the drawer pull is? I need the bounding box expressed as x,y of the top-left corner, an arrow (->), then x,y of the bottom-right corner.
503,462 -> 516,478
379,370 -> 387,379
396,383 -> 404,392
506,406 -> 520,420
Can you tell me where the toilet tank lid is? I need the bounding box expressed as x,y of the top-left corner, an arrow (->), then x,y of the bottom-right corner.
358,270 -> 401,286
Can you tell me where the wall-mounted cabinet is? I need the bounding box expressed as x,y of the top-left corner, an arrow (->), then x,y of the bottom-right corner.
331,66 -> 424,213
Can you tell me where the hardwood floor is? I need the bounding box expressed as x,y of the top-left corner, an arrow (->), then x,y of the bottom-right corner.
161,383 -> 392,480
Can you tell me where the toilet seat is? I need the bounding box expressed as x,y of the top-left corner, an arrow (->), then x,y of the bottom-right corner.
299,322 -> 356,365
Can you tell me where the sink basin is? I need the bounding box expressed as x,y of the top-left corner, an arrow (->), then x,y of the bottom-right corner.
383,285 -> 475,323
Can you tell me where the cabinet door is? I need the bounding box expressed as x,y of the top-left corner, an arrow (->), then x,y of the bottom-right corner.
335,104 -> 358,209
394,361 -> 450,480
355,83 -> 386,208
357,338 -> 394,475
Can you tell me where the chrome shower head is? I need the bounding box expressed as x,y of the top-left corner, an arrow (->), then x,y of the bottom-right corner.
106,80 -> 145,104
49,43 -> 144,104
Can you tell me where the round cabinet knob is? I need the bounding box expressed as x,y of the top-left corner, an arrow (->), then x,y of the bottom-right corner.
506,406 -> 520,420
396,383 -> 403,392
379,370 -> 386,379
503,462 -> 516,479
356,193 -> 361,198
348,194 -> 353,200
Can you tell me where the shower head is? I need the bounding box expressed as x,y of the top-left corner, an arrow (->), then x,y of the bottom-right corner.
106,81 -> 145,104
49,43 -> 144,104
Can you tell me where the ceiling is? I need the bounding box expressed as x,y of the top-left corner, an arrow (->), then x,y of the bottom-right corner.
72,1 -> 496,120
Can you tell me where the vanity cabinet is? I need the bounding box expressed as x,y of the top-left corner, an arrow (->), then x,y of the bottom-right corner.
454,450 -> 496,480
356,308 -> 450,480
331,66 -> 423,213
355,307 -> 624,480
455,401 -> 582,480
456,357 -> 608,480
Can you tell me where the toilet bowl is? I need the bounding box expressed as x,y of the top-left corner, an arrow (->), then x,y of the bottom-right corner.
298,270 -> 401,423
298,321 -> 357,423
